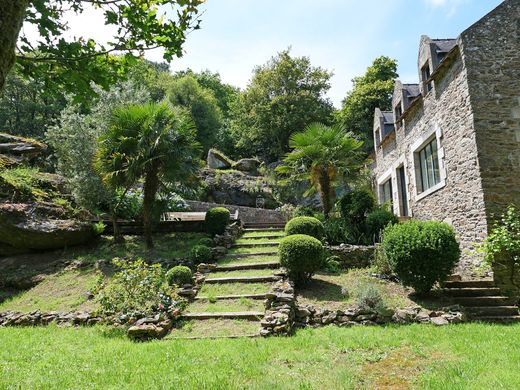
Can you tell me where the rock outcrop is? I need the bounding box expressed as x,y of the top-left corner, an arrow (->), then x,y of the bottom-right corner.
0,203 -> 95,255
0,133 -> 47,167
232,158 -> 260,174
206,148 -> 233,169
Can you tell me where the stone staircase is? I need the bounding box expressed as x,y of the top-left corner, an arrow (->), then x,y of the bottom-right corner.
169,223 -> 285,339
442,280 -> 520,323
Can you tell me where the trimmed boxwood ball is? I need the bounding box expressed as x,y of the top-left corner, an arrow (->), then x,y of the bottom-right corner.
166,266 -> 193,286
279,234 -> 324,285
204,207 -> 230,236
382,220 -> 461,294
189,245 -> 213,264
285,216 -> 325,240
198,237 -> 214,247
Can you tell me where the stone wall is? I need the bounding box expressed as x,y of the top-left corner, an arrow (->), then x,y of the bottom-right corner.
373,48 -> 488,275
327,245 -> 375,269
186,200 -> 286,225
460,0 -> 520,224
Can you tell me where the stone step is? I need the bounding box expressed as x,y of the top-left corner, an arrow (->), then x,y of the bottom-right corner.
466,306 -> 519,316
226,251 -> 278,258
214,262 -> 280,271
181,311 -> 264,320
243,228 -> 285,233
204,275 -> 282,284
241,234 -> 285,240
451,296 -> 516,306
232,242 -> 279,248
443,280 -> 495,289
471,315 -> 520,324
195,293 -> 268,301
244,223 -> 286,228
442,287 -> 502,297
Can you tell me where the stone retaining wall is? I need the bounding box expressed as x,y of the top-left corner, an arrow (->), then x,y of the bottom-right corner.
327,245 -> 375,269
186,201 -> 286,225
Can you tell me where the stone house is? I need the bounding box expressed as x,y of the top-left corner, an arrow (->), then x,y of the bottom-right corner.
372,0 -> 520,275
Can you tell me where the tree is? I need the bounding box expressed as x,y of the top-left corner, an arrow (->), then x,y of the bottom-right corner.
96,102 -> 201,248
167,75 -> 223,154
0,0 -> 203,93
277,123 -> 364,218
335,56 -> 398,152
229,49 -> 334,162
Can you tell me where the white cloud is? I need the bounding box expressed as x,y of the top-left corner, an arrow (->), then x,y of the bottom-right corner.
424,0 -> 470,18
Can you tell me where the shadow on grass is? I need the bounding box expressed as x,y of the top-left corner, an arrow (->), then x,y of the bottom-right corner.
296,278 -> 347,303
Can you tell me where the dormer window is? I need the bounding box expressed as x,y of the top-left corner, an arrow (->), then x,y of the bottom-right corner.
395,104 -> 403,128
421,63 -> 433,93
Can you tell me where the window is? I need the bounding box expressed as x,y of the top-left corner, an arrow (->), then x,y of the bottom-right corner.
421,63 -> 433,93
380,179 -> 393,204
417,138 -> 440,192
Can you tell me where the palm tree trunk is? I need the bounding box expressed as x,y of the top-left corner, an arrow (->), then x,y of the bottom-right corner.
318,167 -> 332,219
143,163 -> 160,249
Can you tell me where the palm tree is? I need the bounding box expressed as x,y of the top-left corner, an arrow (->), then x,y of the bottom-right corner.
277,122 -> 364,218
96,102 -> 201,248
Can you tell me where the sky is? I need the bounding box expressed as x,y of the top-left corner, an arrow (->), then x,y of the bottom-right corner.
22,0 -> 504,107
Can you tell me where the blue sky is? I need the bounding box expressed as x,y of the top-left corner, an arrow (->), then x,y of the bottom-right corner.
164,0 -> 503,107
24,0 -> 503,107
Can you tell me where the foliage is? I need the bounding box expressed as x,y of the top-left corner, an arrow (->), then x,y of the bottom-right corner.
198,237 -> 215,247
0,69 -> 65,139
114,188 -> 143,221
7,1 -> 202,100
279,234 -> 324,285
229,49 -> 334,161
204,207 -> 231,236
366,209 -> 399,243
92,222 -> 106,236
323,256 -> 342,273
383,220 -> 461,294
285,216 -> 325,240
166,266 -> 193,287
372,244 -> 393,276
189,245 -> 213,265
338,188 -> 377,244
95,102 -> 202,248
168,75 -> 223,154
322,218 -> 349,245
47,80 -> 150,213
354,281 -> 386,313
292,205 -> 319,218
277,122 -> 365,217
335,56 -> 398,151
480,206 -> 520,266
95,258 -> 183,317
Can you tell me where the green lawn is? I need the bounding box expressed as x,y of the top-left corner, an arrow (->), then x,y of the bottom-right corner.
208,269 -> 277,279
186,298 -> 264,313
218,255 -> 280,266
198,282 -> 273,297
1,324 -> 519,388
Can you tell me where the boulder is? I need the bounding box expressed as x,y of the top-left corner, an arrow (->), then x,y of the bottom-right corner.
207,149 -> 233,169
127,324 -> 168,341
0,203 -> 95,255
233,158 -> 260,174
0,133 -> 47,167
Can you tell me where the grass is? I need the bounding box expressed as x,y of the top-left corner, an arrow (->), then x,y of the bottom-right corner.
208,269 -> 277,279
198,282 -> 273,297
242,230 -> 285,238
228,246 -> 279,254
235,238 -> 283,244
1,324 -> 520,388
297,268 -> 452,311
166,319 -> 260,338
0,269 -> 101,312
186,298 -> 264,313
218,255 -> 280,266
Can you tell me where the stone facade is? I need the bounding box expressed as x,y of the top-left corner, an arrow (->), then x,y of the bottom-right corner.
372,0 -> 520,276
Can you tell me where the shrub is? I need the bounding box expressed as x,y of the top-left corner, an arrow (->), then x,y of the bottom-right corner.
366,209 -> 399,243
115,188 -> 142,220
339,188 -> 376,225
279,234 -> 324,285
324,255 -> 341,273
285,216 -> 325,240
166,266 -> 193,286
372,244 -> 393,276
293,205 -> 319,218
354,281 -> 387,313
95,258 -> 183,317
383,220 -> 461,294
189,245 -> 213,264
205,207 -> 230,236
198,237 -> 214,247
323,218 -> 349,245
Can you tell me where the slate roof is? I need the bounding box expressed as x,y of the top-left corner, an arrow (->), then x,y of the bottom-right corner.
403,84 -> 420,98
381,111 -> 395,137
432,39 -> 457,53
